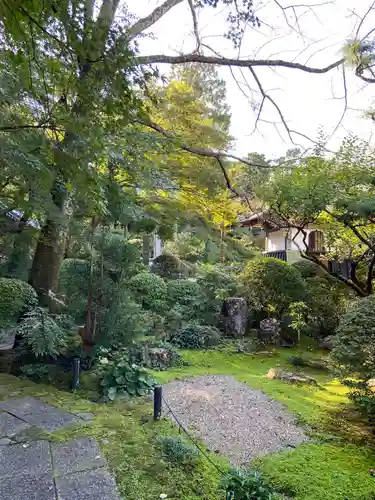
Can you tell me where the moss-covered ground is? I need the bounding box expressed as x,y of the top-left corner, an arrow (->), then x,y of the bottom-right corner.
1,342 -> 375,499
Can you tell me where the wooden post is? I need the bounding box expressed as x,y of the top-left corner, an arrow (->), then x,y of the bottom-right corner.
153,385 -> 162,420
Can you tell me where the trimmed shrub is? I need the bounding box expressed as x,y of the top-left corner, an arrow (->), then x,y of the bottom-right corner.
0,278 -> 38,328
291,259 -> 324,278
152,254 -> 187,279
331,295 -> 375,380
167,279 -> 203,306
170,324 -> 221,349
240,258 -> 306,317
128,272 -> 167,312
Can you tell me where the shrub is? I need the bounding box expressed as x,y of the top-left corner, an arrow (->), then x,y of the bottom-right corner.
97,351 -> 155,400
128,272 -> 167,311
157,436 -> 199,466
221,468 -> 281,500
291,259 -> 324,278
240,258 -> 306,317
152,254 -> 188,279
167,279 -> 202,306
0,278 -> 38,328
20,363 -> 51,382
170,324 -> 221,349
16,307 -> 68,358
59,259 -> 90,321
331,295 -> 375,380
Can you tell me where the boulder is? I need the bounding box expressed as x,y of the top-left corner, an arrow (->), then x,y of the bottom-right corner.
0,327 -> 17,351
266,367 -> 317,386
222,297 -> 247,337
259,318 -> 281,344
367,379 -> 375,389
319,335 -> 336,350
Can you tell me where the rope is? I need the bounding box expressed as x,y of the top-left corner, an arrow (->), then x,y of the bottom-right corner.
161,394 -> 224,474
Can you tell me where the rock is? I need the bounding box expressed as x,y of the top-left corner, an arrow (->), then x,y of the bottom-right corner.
75,412 -> 94,422
0,328 -> 17,351
222,297 -> 248,337
367,379 -> 375,388
266,368 -> 317,385
148,347 -> 172,367
319,335 -> 336,350
259,318 -> 281,344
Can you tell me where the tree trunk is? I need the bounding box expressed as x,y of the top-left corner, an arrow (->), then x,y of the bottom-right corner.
29,180 -> 68,306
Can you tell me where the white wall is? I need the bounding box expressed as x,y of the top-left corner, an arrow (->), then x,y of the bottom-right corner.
265,226 -> 319,252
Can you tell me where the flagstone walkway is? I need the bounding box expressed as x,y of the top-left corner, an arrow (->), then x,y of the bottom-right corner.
0,396 -> 120,500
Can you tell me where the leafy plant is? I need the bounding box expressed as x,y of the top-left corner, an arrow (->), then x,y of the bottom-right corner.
20,363 -> 51,382
287,301 -> 308,343
240,258 -> 306,317
151,253 -> 189,279
128,272 -> 167,312
0,278 -> 38,328
16,307 -> 68,358
157,435 -> 199,466
170,324 -> 222,349
221,468 -> 281,500
98,352 -> 155,400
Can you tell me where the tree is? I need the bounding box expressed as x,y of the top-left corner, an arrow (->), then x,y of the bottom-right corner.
259,137 -> 375,296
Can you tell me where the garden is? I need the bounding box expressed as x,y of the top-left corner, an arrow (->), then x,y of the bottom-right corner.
2,2 -> 375,499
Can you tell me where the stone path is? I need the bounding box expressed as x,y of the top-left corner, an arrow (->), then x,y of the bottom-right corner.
0,396 -> 120,500
163,375 -> 308,466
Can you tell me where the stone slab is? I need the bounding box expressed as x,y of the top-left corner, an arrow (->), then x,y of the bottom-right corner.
52,437 -> 106,475
0,472 -> 56,500
56,468 -> 120,500
0,397 -> 80,432
0,411 -> 30,437
0,440 -> 52,478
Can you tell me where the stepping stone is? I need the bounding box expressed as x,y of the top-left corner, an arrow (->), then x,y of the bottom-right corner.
55,468 -> 120,500
0,411 -> 30,437
0,440 -> 51,478
0,472 -> 55,500
0,397 -> 80,432
52,437 -> 106,475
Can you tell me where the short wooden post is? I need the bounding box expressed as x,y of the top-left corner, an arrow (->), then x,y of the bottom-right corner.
72,357 -> 80,390
153,385 -> 162,420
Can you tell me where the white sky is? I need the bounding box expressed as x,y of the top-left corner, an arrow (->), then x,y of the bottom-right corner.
126,0 -> 375,159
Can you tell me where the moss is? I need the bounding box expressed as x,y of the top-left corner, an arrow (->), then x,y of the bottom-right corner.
257,444 -> 375,500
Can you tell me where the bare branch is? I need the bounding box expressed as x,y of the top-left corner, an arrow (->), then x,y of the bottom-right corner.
188,0 -> 201,52
135,53 -> 344,74
126,0 -> 184,41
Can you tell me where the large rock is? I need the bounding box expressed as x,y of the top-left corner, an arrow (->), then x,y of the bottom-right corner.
266,368 -> 317,385
222,297 -> 247,337
0,327 -> 17,351
319,335 -> 336,350
259,318 -> 281,344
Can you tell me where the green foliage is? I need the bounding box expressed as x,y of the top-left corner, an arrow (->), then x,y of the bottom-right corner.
343,380 -> 375,421
287,302 -> 308,342
20,363 -> 51,383
291,260 -> 324,278
170,324 -> 222,349
157,435 -> 199,467
16,308 -> 68,358
98,351 -> 155,401
128,341 -> 184,371
59,259 -> 90,321
128,272 -> 167,312
167,279 -> 203,306
240,258 -> 306,317
0,278 -> 38,328
331,295 -> 375,380
221,468 -> 280,500
152,254 -> 187,279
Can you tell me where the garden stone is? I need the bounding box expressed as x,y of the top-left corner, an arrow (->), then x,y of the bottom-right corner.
0,327 -> 17,351
319,335 -> 336,350
0,472 -> 55,500
0,437 -> 11,445
0,411 -> 30,437
0,440 -> 51,477
52,437 -> 106,475
0,396 -> 80,431
55,467 -> 120,500
259,318 -> 281,344
222,297 -> 248,337
75,412 -> 94,421
266,368 -> 317,385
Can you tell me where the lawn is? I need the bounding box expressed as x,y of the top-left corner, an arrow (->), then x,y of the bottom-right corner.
1,345 -> 375,500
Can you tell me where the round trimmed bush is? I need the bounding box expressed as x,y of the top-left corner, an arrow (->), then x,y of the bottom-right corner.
0,278 -> 38,328
291,259 -> 325,278
240,258 -> 306,316
152,254 -> 183,279
170,324 -> 221,349
331,295 -> 375,379
167,279 -> 203,306
128,272 -> 167,311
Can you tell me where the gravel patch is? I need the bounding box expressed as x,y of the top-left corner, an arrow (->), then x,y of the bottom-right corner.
163,375 -> 308,466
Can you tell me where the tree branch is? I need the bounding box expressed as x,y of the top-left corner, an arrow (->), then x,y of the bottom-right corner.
135,53 -> 344,74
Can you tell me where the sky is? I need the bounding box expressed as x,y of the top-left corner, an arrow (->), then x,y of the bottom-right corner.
126,0 -> 375,159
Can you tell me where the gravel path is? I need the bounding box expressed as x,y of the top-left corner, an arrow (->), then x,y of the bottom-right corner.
163,375 -> 308,466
